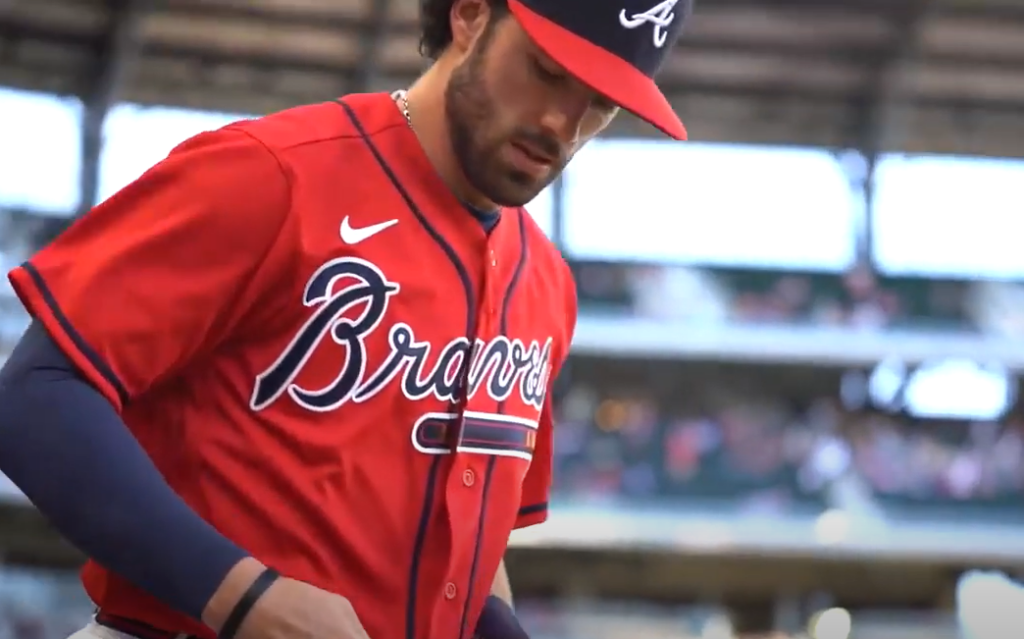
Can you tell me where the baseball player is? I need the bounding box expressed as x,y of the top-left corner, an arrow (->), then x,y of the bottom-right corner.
0,0 -> 689,638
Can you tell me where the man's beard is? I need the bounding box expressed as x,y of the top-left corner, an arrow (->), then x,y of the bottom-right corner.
444,31 -> 561,207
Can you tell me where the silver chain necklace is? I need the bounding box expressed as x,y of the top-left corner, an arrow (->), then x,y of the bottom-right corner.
392,90 -> 499,217
392,90 -> 412,128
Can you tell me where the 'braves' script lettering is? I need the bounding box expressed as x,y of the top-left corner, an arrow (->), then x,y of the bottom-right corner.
250,257 -> 552,413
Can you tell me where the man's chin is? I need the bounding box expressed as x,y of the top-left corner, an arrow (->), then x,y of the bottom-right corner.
487,185 -> 545,208
464,172 -> 542,209
492,171 -> 554,208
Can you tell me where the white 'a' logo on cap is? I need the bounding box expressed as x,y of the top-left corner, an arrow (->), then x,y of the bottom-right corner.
618,0 -> 678,48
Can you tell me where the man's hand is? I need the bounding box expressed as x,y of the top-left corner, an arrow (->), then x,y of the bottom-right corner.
203,558 -> 372,639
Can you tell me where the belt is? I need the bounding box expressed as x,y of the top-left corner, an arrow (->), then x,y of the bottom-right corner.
95,612 -> 202,639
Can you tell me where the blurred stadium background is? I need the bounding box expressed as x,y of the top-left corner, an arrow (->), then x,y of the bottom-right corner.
5,0 -> 1024,637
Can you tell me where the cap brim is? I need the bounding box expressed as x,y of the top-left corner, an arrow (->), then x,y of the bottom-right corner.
508,0 -> 687,141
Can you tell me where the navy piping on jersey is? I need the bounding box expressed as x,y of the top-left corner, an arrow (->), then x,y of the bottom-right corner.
457,209 -> 530,639
459,456 -> 497,639
495,211 -> 530,416
516,502 -> 548,518
17,262 -> 131,407
337,99 -> 479,639
497,213 -> 547,524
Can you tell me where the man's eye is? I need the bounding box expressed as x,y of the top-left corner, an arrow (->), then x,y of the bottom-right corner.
592,97 -> 618,113
532,59 -> 562,82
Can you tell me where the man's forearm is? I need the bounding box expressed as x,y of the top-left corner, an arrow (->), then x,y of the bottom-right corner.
476,557 -> 524,639
490,558 -> 513,606
0,322 -> 250,621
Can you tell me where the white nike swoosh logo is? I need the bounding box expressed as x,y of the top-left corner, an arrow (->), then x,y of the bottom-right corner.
340,216 -> 398,245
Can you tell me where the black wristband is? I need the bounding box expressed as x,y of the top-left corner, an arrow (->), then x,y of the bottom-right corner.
218,568 -> 280,639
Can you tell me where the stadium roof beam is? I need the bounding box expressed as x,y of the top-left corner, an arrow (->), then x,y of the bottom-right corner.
156,0 -> 379,34
78,0 -> 150,216
6,0 -> 1024,156
855,0 -> 936,263
349,0 -> 395,93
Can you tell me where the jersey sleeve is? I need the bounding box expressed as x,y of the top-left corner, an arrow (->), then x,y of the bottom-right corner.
7,127 -> 292,411
515,265 -> 578,530
514,394 -> 555,529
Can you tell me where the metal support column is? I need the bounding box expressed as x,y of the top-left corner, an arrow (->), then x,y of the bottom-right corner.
855,0 -> 935,265
77,0 -> 148,216
350,0 -> 393,93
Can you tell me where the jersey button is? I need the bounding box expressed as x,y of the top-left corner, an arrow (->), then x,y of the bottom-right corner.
462,469 -> 475,487
444,582 -> 457,600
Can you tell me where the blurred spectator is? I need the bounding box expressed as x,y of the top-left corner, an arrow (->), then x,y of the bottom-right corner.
846,414 -> 1024,517
552,371 -> 1024,521
552,383 -> 841,514
569,260 -> 994,334
548,337 -> 1024,524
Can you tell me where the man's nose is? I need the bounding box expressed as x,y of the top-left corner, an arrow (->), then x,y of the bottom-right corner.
537,95 -> 590,147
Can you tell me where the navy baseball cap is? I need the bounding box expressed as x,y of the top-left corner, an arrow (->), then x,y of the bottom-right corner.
508,0 -> 690,140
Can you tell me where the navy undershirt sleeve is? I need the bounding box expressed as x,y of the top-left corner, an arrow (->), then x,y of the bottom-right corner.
0,321 -> 248,621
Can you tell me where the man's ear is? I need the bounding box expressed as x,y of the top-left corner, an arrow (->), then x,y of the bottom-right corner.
449,0 -> 492,54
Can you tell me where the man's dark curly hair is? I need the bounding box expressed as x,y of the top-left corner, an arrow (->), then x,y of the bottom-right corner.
418,0 -> 509,60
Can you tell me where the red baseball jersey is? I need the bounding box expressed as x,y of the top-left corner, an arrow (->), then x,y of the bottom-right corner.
8,92 -> 576,639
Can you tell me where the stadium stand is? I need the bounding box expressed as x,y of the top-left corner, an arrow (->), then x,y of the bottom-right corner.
7,0 -> 1024,636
